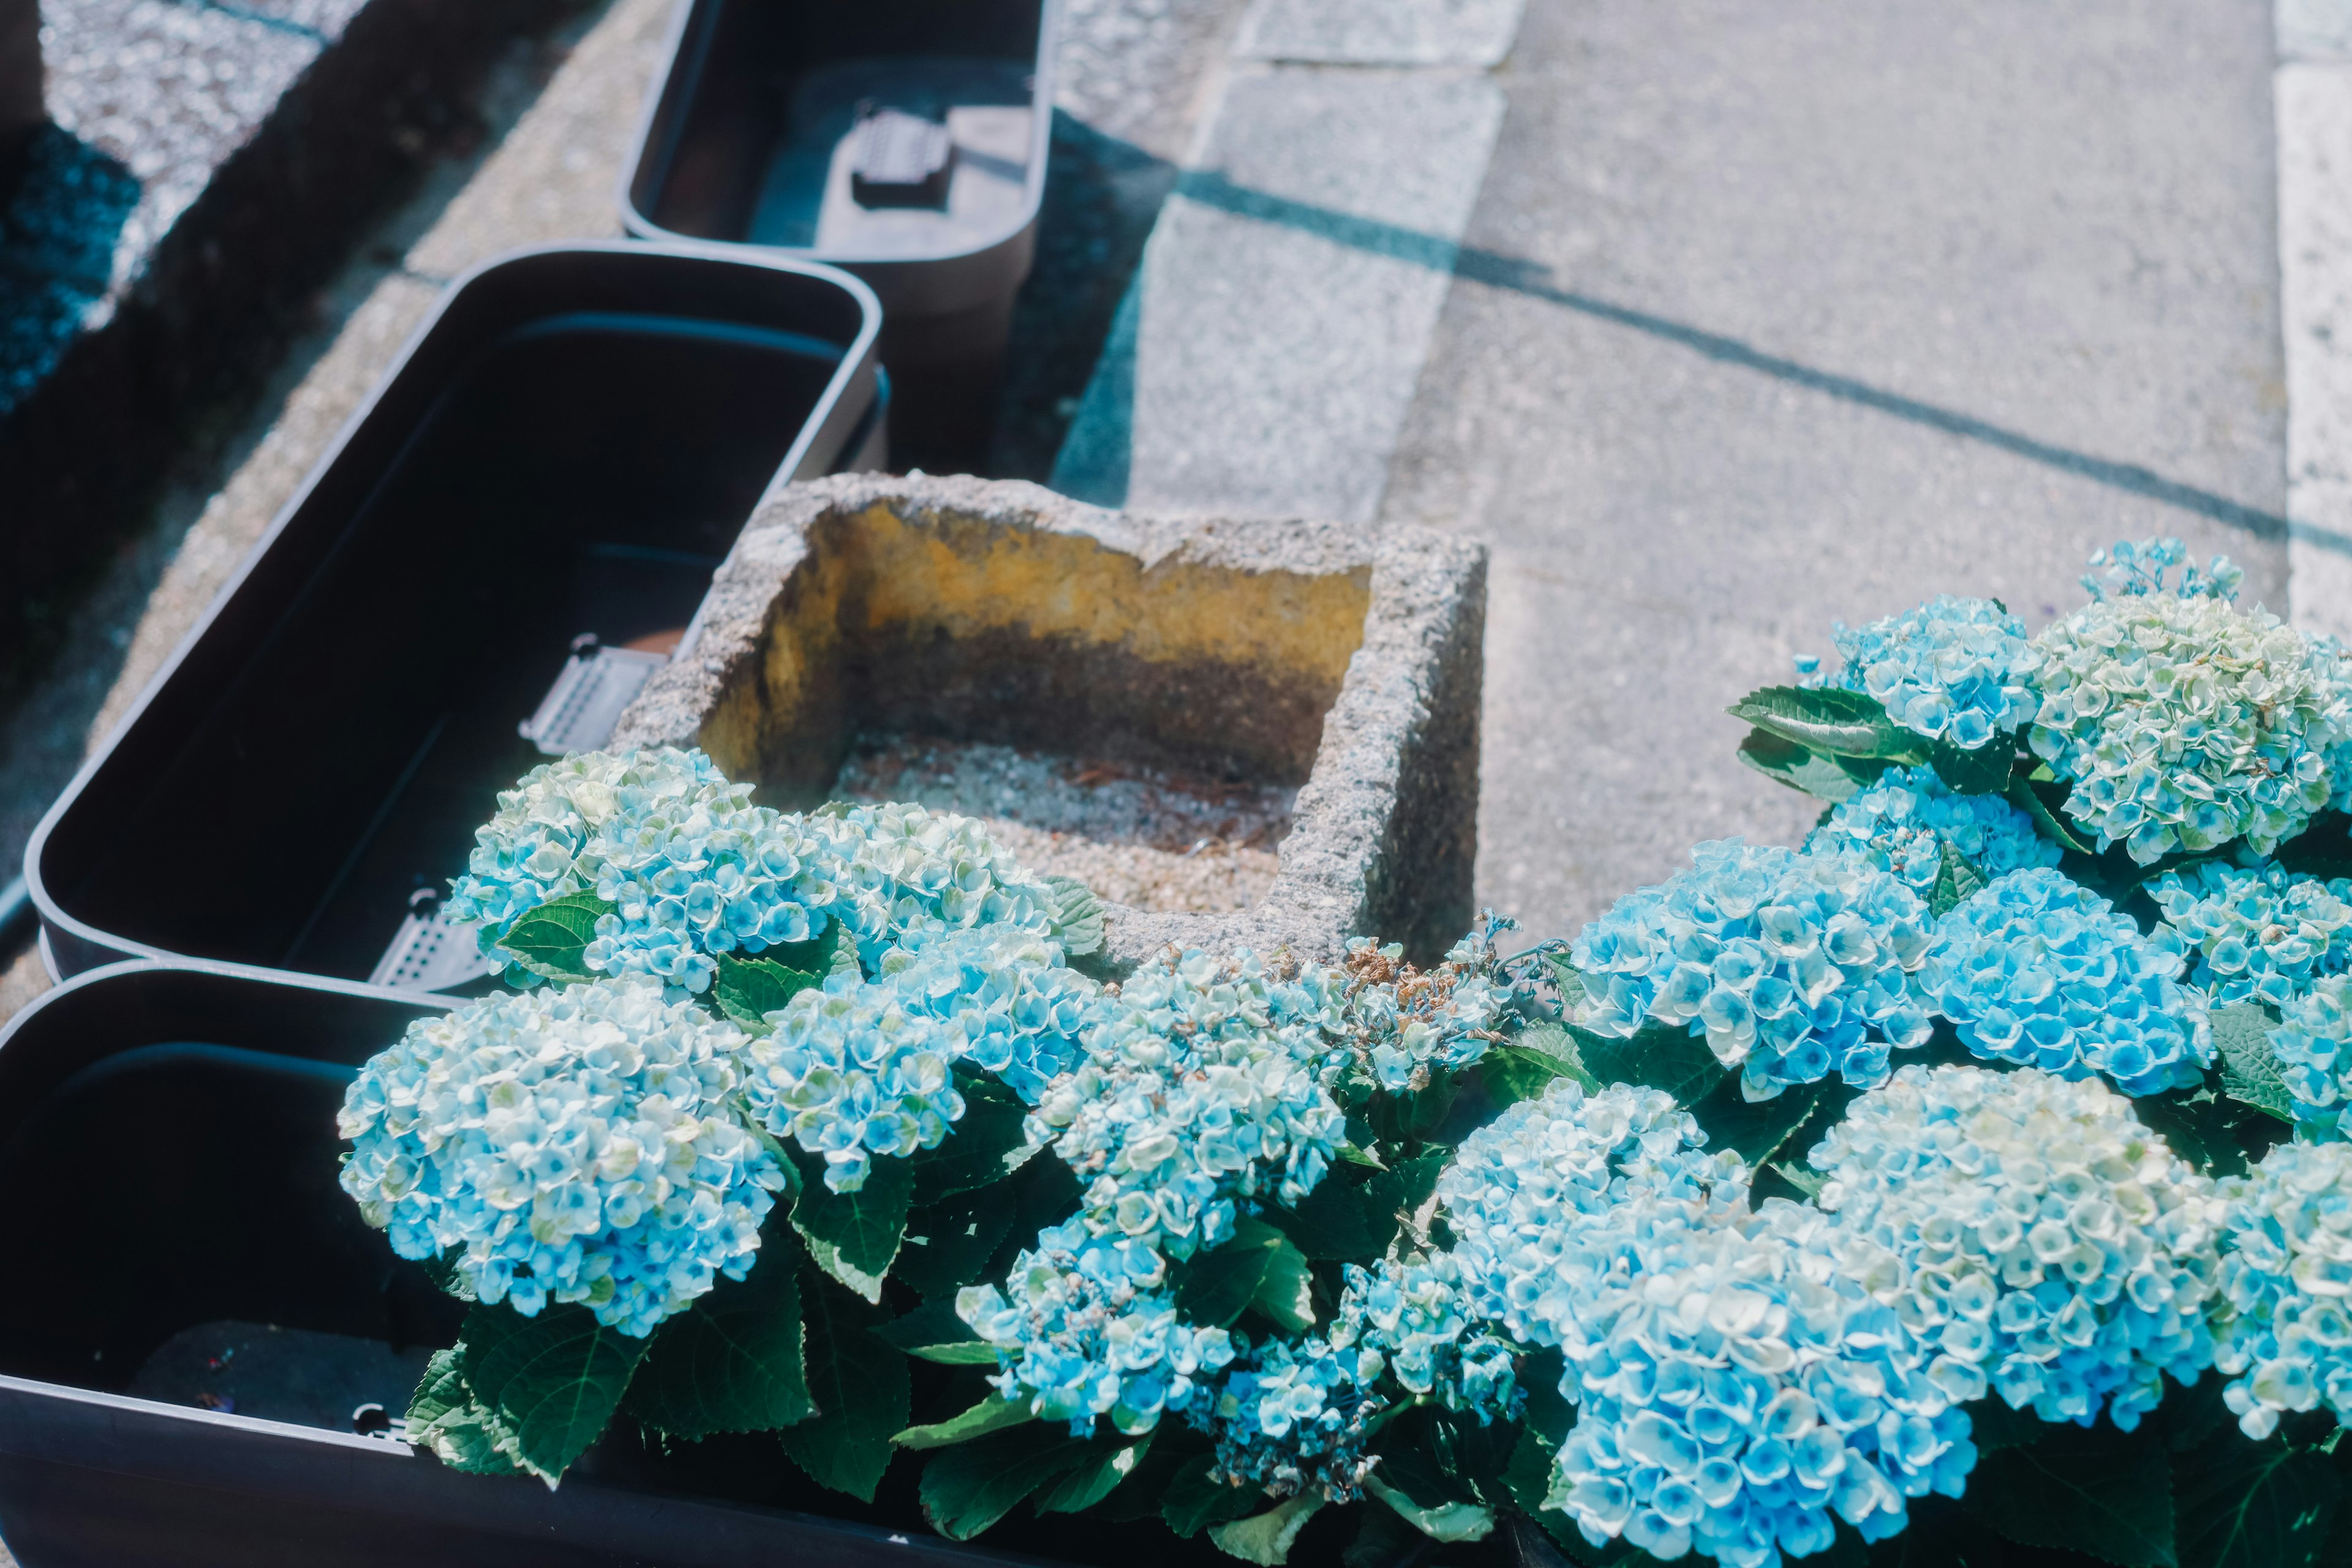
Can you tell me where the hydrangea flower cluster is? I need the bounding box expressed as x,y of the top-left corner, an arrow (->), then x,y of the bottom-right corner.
2081,537 -> 2244,603
446,748 -> 1058,993
1028,949 -> 1348,1265
1549,1199 -> 1975,1568
1810,1066 -> 2223,1431
337,977 -> 785,1337
1919,869 -> 2212,1096
739,926 -> 1095,1191
1330,1252 -> 1518,1416
2212,1140 -> 2352,1439
2264,976 -> 2352,1137
1803,595 -> 2040,750
1204,1336 -> 1384,1501
2028,591 -> 2352,862
1803,767 -> 2060,893
1570,840 -> 1936,1099
1329,922 -> 1510,1092
2146,859 -> 2352,1011
957,1216 -> 1237,1436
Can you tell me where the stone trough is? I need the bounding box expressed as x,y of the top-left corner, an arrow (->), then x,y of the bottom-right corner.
610,474 -> 1487,967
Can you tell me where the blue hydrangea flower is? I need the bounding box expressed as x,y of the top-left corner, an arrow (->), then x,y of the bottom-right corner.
1819,596 -> 2040,750
2212,1140 -> 2352,1439
1548,1199 -> 1975,1568
2029,590 -> 2352,864
1330,1251 -> 1518,1415
1570,841 -> 1936,1099
1435,1078 -> 1749,1349
2147,859 -> 2352,1011
2265,975 -> 2352,1137
1811,1065 -> 2223,1433
740,926 -> 1095,1191
1919,868 -> 2212,1095
1028,949 -> 1348,1264
956,1216 -> 1237,1436
1330,920 -> 1511,1092
1203,1335 -> 1385,1502
2080,537 -> 2244,603
1803,766 -> 2060,893
337,977 -> 785,1337
448,749 -> 1058,993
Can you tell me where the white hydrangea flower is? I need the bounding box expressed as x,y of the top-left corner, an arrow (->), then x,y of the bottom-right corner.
2212,1139 -> 2352,1439
338,977 -> 785,1338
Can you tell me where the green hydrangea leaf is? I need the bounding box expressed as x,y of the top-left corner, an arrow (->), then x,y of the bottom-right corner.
1178,1216 -> 1314,1330
1365,1475 -> 1494,1543
712,953 -> 822,1033
1962,1418 -> 2177,1567
894,1185 -> 1019,1300
896,1390 -> 1035,1449
1929,736 -> 2017,796
777,1264 -> 908,1502
1485,1023 -> 1601,1104
1163,1453 -> 1261,1538
1928,843 -> 1989,918
919,1423 -> 1096,1539
1210,1495 -> 1327,1564
2215,1002 -> 2296,1123
761,918 -> 855,978
2007,773 -> 2093,856
910,1076 -> 1035,1205
405,1347 -> 522,1476
1688,1076 -> 1845,1167
489,892 -> 614,982
457,1301 -> 650,1485
623,1234 -> 810,1441
872,1295 -> 996,1365
1046,875 -> 1108,958
1570,1020 -> 1726,1106
1035,1432 -> 1155,1515
1729,686 -> 1924,761
2172,1423 -> 2337,1568
1268,1166 -> 1406,1261
791,1148 -> 916,1302
1736,728 -> 1891,802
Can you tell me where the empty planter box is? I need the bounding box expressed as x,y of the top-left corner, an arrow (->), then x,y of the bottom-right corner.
27,244 -> 884,991
622,0 -> 1058,473
610,474 -> 1487,967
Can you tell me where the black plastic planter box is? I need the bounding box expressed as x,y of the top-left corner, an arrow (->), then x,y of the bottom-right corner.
25,243 -> 884,990
0,959 -> 1071,1568
0,0 -> 36,163
621,0 -> 1059,473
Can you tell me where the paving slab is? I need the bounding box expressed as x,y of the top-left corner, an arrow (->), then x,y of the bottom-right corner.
1383,0 -> 2290,941
1235,0 -> 1526,66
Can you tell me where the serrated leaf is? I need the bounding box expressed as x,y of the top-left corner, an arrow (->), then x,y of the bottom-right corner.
490,892 -> 613,982
405,1347 -> 522,1476
1046,874 -> 1107,957
1689,1077 -> 1842,1167
1928,844 -> 1989,918
2215,1002 -> 2296,1122
1963,1417 -> 2176,1567
920,1423 -> 1095,1539
1365,1475 -> 1494,1543
458,1302 -> 650,1485
1485,1021 -> 1600,1104
872,1296 -> 995,1365
910,1076 -> 1035,1205
1036,1433 -> 1154,1515
624,1233 -> 810,1440
1211,1495 -> 1327,1564
1729,686 -> 1923,761
1164,1453 -> 1261,1537
897,1391 -> 1035,1449
2007,774 -> 2092,856
1929,736 -> 2017,796
1736,728 -> 1889,803
777,1263 -> 908,1501
1570,1020 -> 1727,1104
1347,1495 -> 1428,1568
791,1148 -> 916,1301
1270,1167 -> 1404,1261
1178,1216 -> 1314,1330
760,918 -> 854,976
713,953 -> 822,1032
2173,1423 -> 2337,1568
894,1185 -> 1019,1300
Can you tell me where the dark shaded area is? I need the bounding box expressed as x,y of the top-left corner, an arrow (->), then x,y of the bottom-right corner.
0,0 -> 588,707
987,111 -> 1175,481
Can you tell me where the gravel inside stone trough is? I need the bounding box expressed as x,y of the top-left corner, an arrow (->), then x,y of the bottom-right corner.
831,734 -> 1292,914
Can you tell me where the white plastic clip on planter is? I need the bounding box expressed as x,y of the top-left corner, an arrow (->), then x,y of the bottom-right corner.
367,897 -> 491,992
519,642 -> 671,756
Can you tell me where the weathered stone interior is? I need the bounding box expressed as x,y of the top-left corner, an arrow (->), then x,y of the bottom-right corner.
615,475 -> 1486,966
